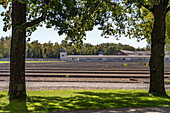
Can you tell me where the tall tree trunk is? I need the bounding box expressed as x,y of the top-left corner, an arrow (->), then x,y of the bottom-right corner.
9,0 -> 26,101
149,3 -> 167,95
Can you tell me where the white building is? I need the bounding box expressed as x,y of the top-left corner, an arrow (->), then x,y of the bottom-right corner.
60,49 -> 170,62
67,55 -> 150,62
66,55 -> 170,62
60,48 -> 67,61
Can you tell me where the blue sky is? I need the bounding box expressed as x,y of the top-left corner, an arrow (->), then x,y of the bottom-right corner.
0,6 -> 148,48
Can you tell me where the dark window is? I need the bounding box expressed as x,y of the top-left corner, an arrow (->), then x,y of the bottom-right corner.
87,58 -> 92,60
165,58 -> 169,60
72,58 -> 79,61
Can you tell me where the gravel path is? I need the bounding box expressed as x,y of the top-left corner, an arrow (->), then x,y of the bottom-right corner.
1,81 -> 170,91
1,81 -> 170,113
51,107 -> 170,113
0,62 -> 170,113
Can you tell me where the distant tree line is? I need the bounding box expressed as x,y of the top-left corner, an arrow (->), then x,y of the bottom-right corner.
0,36 -> 10,58
0,36 -> 147,58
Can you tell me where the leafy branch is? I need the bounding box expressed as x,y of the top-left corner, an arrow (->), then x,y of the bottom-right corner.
14,0 -> 50,33
102,0 -> 117,5
167,6 -> 170,12
15,12 -> 46,32
143,5 -> 154,13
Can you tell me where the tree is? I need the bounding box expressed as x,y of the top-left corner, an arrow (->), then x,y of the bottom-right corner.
43,41 -> 55,58
122,45 -> 135,51
108,0 -> 170,95
165,12 -> 170,54
9,0 -> 27,101
104,46 -> 117,55
138,0 -> 170,95
1,0 -> 82,101
62,0 -> 170,95
53,42 -> 61,58
1,0 -> 169,101
0,36 -> 11,58
30,41 -> 44,58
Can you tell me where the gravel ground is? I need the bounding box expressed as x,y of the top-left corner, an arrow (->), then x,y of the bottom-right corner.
0,76 -> 150,82
0,62 -> 169,91
50,107 -> 170,113
1,81 -> 170,91
0,62 -> 170,113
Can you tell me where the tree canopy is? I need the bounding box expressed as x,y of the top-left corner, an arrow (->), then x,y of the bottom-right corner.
1,0 -> 170,100
0,36 -> 144,59
57,0 -> 170,95
1,0 -> 169,45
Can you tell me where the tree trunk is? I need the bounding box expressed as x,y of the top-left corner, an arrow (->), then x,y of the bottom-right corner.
149,3 -> 167,95
9,0 -> 26,101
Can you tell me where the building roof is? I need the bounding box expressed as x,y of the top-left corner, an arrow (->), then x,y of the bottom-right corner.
68,55 -> 149,58
119,50 -> 136,54
67,55 -> 170,58
136,51 -> 151,55
119,50 -> 151,55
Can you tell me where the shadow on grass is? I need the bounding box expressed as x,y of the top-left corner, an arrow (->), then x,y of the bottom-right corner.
0,94 -> 5,98
26,91 -> 170,112
1,91 -> 170,112
0,94 -> 6,111
0,94 -> 28,113
3,100 -> 28,113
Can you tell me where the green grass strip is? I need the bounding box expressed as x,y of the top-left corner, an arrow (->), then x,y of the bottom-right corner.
165,80 -> 170,84
0,61 -> 10,63
25,61 -> 66,63
0,89 -> 170,113
0,61 -> 66,63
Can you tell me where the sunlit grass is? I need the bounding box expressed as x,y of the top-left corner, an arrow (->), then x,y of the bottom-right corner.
0,61 -> 66,63
165,80 -> 170,84
25,61 -> 66,63
124,63 -> 128,67
0,89 -> 170,112
0,61 -> 10,63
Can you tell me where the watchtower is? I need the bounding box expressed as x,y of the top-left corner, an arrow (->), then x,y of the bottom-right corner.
60,48 -> 67,61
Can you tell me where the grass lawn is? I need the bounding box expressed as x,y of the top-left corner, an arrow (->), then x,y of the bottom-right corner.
0,89 -> 170,113
0,61 -> 10,63
0,61 -> 65,63
165,80 -> 170,84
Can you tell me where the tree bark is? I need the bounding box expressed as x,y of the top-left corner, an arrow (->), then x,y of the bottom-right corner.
149,2 -> 167,95
9,0 -> 26,101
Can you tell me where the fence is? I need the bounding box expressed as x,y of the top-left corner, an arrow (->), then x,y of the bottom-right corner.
26,58 -> 59,61
0,58 -> 59,61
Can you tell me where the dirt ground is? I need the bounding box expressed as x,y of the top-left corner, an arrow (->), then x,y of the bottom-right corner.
0,62 -> 170,91
1,62 -> 170,113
